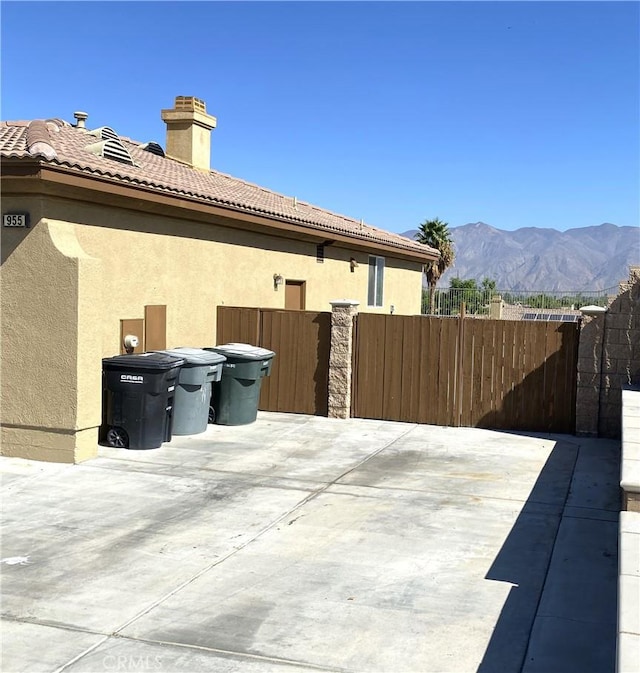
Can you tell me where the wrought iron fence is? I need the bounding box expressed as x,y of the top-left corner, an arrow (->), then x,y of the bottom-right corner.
421,286 -> 617,317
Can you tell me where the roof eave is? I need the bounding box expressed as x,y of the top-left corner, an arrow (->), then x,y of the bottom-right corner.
1,158 -> 439,263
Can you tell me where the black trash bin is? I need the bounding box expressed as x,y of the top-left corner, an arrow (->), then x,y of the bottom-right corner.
205,343 -> 275,425
102,353 -> 185,449
152,347 -> 226,436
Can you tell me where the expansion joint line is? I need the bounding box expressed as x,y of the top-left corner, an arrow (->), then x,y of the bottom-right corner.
53,423 -> 418,673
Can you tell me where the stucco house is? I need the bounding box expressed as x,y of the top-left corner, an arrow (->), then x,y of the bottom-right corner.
0,96 -> 438,463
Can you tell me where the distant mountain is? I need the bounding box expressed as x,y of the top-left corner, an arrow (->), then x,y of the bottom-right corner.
400,222 -> 640,291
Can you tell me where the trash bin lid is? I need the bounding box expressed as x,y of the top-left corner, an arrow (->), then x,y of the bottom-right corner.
102,353 -> 185,371
152,347 -> 226,366
210,343 -> 275,360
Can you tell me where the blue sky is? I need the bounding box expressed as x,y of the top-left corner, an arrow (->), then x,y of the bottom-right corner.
1,1 -> 638,234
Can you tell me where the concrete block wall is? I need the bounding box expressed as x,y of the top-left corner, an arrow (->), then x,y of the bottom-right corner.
576,267 -> 640,439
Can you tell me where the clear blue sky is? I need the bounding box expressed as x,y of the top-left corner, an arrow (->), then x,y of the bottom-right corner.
2,1 -> 638,234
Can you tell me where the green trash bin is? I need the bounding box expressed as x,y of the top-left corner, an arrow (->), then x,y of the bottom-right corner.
152,347 -> 226,435
205,343 -> 275,425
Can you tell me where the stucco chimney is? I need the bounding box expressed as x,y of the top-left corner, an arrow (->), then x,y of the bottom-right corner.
161,96 -> 217,171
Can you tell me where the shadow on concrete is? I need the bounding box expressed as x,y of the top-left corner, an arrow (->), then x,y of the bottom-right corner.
476,435 -> 619,673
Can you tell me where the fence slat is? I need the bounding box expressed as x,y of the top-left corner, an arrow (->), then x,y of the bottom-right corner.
418,318 -> 435,424
400,317 -> 420,422
460,318 -> 475,426
475,320 -> 498,428
382,315 -> 403,420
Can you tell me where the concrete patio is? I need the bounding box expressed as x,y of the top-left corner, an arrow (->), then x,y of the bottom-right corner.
1,413 -> 620,673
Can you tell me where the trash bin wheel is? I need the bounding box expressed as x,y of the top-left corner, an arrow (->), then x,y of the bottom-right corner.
208,406 -> 216,424
106,426 -> 129,448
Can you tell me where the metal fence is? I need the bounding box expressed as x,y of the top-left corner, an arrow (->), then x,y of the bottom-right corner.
421,286 -> 617,317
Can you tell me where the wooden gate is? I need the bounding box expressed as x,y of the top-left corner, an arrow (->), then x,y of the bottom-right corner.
216,306 -> 331,416
351,314 -> 579,433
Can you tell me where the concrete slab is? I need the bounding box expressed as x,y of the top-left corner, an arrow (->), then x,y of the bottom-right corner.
100,414 -> 415,484
622,439 -> 640,462
0,621 -> 105,673
62,637 -> 329,673
534,516 -> 618,625
621,509 -> 640,534
120,484 -> 559,672
338,428 -> 575,508
522,441 -> 620,673
1,458 -> 317,632
0,413 -> 621,673
564,437 -> 621,512
619,526 -> 640,577
617,632 -> 640,673
619,574 -> 640,635
522,615 -> 616,673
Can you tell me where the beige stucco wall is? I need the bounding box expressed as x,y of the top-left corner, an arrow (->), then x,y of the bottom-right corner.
44,197 -> 423,354
1,192 -> 424,462
1,212 -> 102,462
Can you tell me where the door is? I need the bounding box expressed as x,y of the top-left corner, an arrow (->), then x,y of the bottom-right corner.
285,280 -> 306,310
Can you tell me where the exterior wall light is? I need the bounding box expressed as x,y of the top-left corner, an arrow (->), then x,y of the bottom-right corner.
350,258 -> 359,272
273,273 -> 284,290
123,334 -> 139,354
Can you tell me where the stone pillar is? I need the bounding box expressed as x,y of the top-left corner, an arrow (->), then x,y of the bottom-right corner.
575,313 -> 606,436
328,300 -> 359,419
490,295 -> 503,320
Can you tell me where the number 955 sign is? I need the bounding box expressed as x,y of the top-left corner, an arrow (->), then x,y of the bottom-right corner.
3,213 -> 30,228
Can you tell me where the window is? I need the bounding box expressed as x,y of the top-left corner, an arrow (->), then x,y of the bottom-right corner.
368,256 -> 385,306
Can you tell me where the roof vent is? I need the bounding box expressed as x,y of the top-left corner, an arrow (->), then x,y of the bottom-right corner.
73,111 -> 88,129
84,139 -> 135,166
139,141 -> 165,157
87,126 -> 119,141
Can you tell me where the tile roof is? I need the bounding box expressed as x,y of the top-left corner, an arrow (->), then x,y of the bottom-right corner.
0,118 -> 438,258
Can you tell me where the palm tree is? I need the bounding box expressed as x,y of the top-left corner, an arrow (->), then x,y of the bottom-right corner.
415,218 -> 455,314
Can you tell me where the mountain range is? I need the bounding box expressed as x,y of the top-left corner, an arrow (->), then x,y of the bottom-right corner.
400,222 -> 640,292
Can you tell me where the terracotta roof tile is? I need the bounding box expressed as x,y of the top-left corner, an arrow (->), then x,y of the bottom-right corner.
25,120 -> 57,159
0,119 -> 437,258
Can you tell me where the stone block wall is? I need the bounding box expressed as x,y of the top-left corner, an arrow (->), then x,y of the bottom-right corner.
576,267 -> 640,438
327,300 -> 359,419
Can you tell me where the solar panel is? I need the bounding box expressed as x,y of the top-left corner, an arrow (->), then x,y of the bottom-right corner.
521,312 -> 579,322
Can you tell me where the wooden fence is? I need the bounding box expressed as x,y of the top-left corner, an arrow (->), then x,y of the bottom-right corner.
217,307 -> 580,433
216,306 -> 331,416
351,314 -> 579,433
